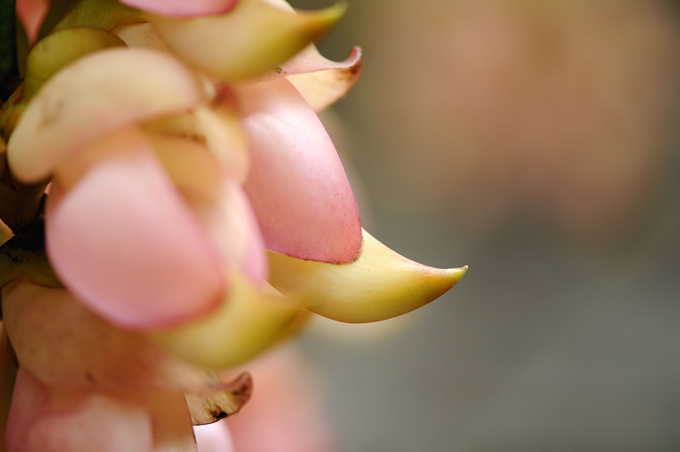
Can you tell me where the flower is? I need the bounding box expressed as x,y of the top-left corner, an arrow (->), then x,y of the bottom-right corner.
0,0 -> 467,450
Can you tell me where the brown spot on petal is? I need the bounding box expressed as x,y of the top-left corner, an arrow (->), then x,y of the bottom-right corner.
186,372 -> 253,425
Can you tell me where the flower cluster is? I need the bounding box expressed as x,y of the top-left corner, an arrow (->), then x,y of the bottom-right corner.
0,0 -> 466,450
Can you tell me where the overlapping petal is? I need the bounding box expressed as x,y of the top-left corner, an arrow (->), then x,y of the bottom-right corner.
46,129 -> 225,329
150,274 -> 300,370
0,1 -> 469,449
144,101 -> 250,183
8,48 -> 210,183
147,132 -> 265,283
260,45 -> 363,112
1,281 -> 224,392
6,367 -> 154,452
145,0 -> 346,82
238,77 -> 362,263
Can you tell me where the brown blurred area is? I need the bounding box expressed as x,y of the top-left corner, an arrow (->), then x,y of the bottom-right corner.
289,1 -> 680,451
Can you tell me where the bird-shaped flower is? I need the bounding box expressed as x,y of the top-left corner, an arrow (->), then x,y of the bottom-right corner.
0,0 -> 467,450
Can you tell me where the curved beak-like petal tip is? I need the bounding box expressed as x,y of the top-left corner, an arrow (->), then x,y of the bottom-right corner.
147,0 -> 347,82
446,265 -> 468,285
268,229 -> 468,323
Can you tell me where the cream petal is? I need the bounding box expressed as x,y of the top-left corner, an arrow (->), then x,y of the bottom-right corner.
120,0 -> 237,18
6,367 -> 154,452
144,99 -> 250,183
238,77 -> 362,263
150,274 -> 300,370
113,22 -> 171,53
287,46 -> 362,112
8,48 -> 210,183
2,282 -> 224,392
267,229 -> 468,323
185,372 -> 252,425
257,45 -> 363,112
146,0 -> 346,82
46,129 -> 225,329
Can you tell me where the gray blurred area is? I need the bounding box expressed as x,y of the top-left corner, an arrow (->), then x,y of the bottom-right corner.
289,0 -> 680,450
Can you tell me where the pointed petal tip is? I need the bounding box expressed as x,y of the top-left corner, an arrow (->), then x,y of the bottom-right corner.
447,265 -> 468,281
436,264 -> 467,294
308,1 -> 347,32
268,229 -> 466,323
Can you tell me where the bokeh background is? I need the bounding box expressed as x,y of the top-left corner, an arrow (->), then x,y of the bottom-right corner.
241,1 -> 680,450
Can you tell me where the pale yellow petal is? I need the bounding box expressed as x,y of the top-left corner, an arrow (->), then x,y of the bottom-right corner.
144,99 -> 249,182
268,229 -> 467,323
112,22 -> 170,53
8,48 -> 210,183
150,274 -> 301,370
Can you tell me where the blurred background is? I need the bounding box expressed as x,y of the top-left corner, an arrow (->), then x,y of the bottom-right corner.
234,1 -> 680,451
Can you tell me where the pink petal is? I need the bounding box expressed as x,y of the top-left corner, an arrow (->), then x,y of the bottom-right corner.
237,78 -> 361,263
195,421 -> 235,452
148,133 -> 267,283
225,347 -> 336,452
2,282 -> 224,392
119,0 -> 237,17
202,180 -> 268,283
16,0 -> 49,44
6,367 -> 154,452
46,129 -> 225,330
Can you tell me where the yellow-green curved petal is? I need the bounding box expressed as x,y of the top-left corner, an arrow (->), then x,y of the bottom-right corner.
268,229 -> 467,323
53,0 -> 145,33
150,273 -> 301,370
146,0 -> 347,82
24,27 -> 125,101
